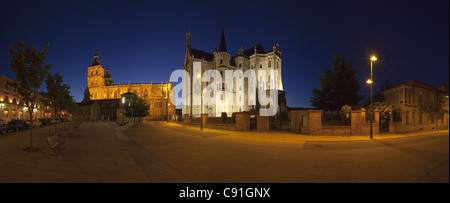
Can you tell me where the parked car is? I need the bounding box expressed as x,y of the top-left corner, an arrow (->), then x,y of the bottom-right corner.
5,120 -> 30,132
39,118 -> 49,126
0,125 -> 6,135
48,118 -> 57,125
39,118 -> 55,126
26,119 -> 42,128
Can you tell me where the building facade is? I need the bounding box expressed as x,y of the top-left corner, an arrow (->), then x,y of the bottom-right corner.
86,50 -> 175,120
182,27 -> 286,118
0,74 -> 53,121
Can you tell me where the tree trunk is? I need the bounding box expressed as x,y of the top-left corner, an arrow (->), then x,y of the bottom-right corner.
29,111 -> 33,149
54,108 -> 58,135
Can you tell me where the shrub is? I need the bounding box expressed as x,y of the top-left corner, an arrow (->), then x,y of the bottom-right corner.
221,112 -> 227,123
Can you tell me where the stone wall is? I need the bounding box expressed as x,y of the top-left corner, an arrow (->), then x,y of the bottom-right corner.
235,112 -> 250,131
257,115 -> 269,132
291,109 -> 380,136
183,112 -> 251,132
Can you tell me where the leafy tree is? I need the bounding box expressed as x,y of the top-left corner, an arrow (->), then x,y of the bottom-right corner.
8,40 -> 51,150
82,86 -> 91,102
310,53 -> 363,113
45,73 -> 71,135
66,99 -> 82,131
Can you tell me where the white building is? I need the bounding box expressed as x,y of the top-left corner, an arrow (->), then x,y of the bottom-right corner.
182,26 -> 286,118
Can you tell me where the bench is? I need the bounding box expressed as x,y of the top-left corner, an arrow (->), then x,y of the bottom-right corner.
46,134 -> 65,151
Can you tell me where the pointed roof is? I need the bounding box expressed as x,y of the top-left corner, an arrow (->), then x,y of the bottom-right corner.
104,65 -> 111,78
218,25 -> 227,52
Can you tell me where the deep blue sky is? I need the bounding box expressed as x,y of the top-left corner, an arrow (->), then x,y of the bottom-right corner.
1,0 -> 448,108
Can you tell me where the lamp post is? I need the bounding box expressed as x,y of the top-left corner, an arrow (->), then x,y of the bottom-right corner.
197,73 -> 203,131
166,82 -> 169,124
367,55 -> 377,139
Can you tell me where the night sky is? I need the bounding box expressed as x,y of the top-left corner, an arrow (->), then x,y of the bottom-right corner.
1,0 -> 448,108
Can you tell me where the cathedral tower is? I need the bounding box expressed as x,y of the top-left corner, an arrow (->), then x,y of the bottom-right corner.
104,65 -> 113,86
87,49 -> 105,99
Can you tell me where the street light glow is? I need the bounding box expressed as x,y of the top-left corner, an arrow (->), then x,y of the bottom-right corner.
370,55 -> 377,61
197,73 -> 201,78
366,79 -> 373,84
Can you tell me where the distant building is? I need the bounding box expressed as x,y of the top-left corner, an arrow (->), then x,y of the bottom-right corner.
78,98 -> 120,121
0,74 -> 53,121
380,80 -> 449,132
85,49 -> 175,120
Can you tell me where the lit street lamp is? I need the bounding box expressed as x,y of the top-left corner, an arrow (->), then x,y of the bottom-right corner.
368,55 -> 377,139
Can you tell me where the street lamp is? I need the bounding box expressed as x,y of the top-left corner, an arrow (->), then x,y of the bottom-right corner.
197,73 -> 203,131
368,55 -> 377,139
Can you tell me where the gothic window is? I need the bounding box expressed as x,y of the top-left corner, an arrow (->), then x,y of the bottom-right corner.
95,69 -> 98,75
239,63 -> 242,68
220,59 -> 223,64
260,64 -> 262,68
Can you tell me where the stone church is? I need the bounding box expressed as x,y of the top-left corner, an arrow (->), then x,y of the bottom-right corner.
86,50 -> 175,120
182,26 -> 287,118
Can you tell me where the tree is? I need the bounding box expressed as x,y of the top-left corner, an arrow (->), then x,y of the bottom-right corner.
122,95 -> 149,126
82,86 -> 91,102
8,40 -> 51,150
66,99 -> 82,131
45,73 -> 71,135
310,53 -> 363,113
310,68 -> 334,111
372,80 -> 393,103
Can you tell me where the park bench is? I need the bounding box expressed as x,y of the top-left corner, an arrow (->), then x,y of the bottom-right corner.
46,134 -> 65,151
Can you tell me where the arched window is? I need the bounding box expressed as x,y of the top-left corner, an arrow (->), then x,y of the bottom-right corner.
239,63 -> 242,68
91,81 -> 93,86
268,60 -> 271,67
260,64 -> 262,68
220,59 -> 223,64
95,80 -> 98,85
91,70 -> 93,75
95,69 -> 98,74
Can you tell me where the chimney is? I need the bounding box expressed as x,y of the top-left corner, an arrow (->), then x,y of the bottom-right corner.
186,31 -> 191,49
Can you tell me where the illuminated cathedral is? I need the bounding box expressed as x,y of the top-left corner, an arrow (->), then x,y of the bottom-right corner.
86,50 -> 175,119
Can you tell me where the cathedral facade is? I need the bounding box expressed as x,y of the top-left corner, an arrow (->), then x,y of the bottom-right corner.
87,51 -> 175,119
182,27 -> 287,118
